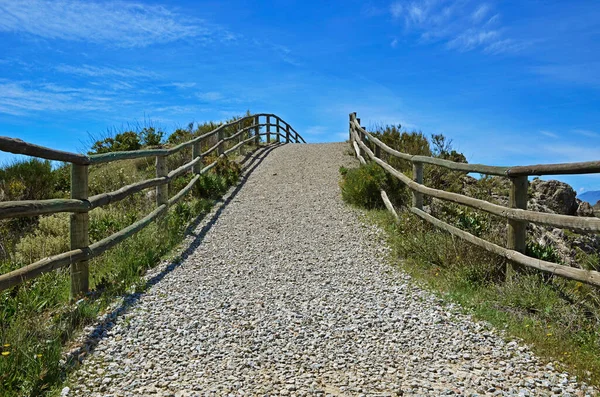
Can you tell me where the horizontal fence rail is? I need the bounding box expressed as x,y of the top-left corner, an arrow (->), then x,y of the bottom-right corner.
0,114 -> 304,294
348,112 -> 600,287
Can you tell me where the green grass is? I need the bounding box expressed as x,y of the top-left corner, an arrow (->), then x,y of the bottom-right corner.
0,158 -> 241,396
363,208 -> 600,388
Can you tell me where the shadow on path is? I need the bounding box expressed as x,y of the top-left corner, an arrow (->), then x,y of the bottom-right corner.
65,142 -> 284,368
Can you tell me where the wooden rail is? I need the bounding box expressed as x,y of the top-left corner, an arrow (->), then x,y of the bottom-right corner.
0,114 -> 304,294
349,112 -> 600,287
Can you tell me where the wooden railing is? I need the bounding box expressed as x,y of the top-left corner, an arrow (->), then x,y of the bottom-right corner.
349,112 -> 600,287
0,114 -> 304,295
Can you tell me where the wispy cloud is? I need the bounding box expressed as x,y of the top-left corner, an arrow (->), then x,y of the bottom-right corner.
572,129 -> 600,138
0,81 -> 111,115
540,130 -> 558,139
197,92 -> 224,102
305,126 -> 329,136
55,64 -> 158,79
471,4 -> 491,23
0,0 -> 230,47
362,3 -> 388,17
391,38 -> 399,48
390,2 -> 403,18
388,0 -> 527,54
446,29 -> 498,52
531,63 -> 600,87
541,143 -> 600,163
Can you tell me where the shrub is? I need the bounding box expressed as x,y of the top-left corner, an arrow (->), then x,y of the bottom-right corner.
139,127 -> 164,146
15,214 -> 69,264
0,159 -> 55,201
90,131 -> 141,154
340,163 -> 388,209
527,241 -> 561,263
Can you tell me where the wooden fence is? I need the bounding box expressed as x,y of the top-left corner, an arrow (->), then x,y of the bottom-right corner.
349,112 -> 600,287
0,113 -> 305,295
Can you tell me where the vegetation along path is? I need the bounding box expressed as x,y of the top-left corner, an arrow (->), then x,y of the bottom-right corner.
67,143 -> 594,396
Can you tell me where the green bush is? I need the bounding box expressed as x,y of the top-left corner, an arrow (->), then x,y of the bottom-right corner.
340,163 -> 388,209
527,241 -> 561,263
89,131 -> 142,154
15,214 -> 69,264
0,159 -> 56,201
139,127 -> 164,146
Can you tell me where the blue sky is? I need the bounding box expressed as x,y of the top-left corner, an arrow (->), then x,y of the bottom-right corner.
0,0 -> 599,192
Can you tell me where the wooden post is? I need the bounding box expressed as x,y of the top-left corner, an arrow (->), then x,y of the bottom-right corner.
286,124 -> 290,143
355,117 -> 364,158
156,156 -> 168,206
349,113 -> 355,142
276,118 -> 281,143
507,175 -> 528,277
266,115 -> 271,143
192,141 -> 202,175
70,164 -> 89,299
412,162 -> 424,210
238,121 -> 245,155
218,129 -> 224,156
254,115 -> 260,146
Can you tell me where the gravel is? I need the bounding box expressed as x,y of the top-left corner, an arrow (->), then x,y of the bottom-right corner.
67,143 -> 596,396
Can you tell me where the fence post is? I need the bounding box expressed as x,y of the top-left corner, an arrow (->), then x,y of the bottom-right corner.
412,162 -> 424,210
507,175 -> 528,277
266,115 -> 271,143
218,129 -> 224,156
286,124 -> 290,143
70,164 -> 89,299
349,113 -> 354,142
156,156 -> 168,206
276,118 -> 281,143
192,140 -> 202,175
238,121 -> 245,155
254,115 -> 260,146
355,117 -> 364,158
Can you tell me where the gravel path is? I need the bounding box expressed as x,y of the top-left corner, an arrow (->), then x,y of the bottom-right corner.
67,143 -> 595,396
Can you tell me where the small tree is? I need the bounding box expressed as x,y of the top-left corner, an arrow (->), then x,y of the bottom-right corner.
140,127 -> 164,146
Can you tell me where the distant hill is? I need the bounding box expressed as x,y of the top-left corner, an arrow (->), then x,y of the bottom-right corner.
577,190 -> 600,205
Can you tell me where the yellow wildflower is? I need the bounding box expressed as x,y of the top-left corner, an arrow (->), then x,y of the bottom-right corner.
1,351 -> 9,356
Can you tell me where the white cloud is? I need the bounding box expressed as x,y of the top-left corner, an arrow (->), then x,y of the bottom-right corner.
0,0 -> 228,47
55,64 -> 158,78
471,4 -> 490,23
390,2 -> 403,18
541,143 -> 600,163
447,29 -> 498,52
391,38 -> 399,48
388,0 -> 526,55
197,92 -> 224,102
305,126 -> 329,136
0,81 -> 110,115
532,63 -> 600,86
540,130 -> 559,139
572,129 -> 600,138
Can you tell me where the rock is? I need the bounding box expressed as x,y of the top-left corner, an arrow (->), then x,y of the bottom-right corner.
530,179 -> 578,215
576,200 -> 594,217
60,386 -> 70,396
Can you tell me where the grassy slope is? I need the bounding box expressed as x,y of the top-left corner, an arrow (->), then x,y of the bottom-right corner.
0,151 -> 244,396
363,208 -> 600,389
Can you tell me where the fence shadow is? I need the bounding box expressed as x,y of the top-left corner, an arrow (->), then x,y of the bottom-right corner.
64,142 -> 284,369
